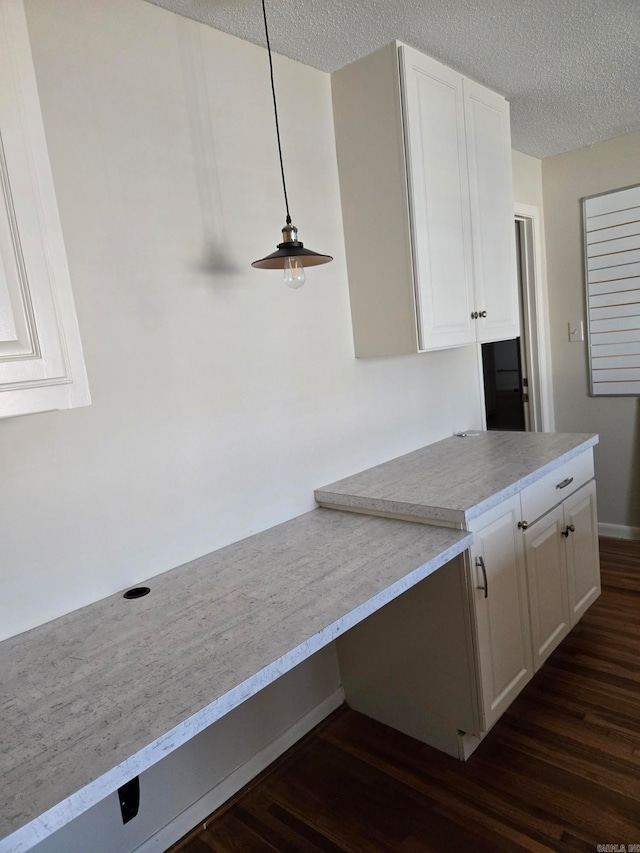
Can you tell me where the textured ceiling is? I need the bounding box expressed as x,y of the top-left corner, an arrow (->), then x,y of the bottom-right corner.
145,0 -> 640,159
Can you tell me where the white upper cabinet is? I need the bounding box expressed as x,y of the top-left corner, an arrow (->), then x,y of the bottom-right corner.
0,0 -> 90,418
332,42 -> 519,356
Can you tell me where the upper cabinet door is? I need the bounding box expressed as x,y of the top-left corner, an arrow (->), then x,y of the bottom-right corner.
463,79 -> 520,344
400,46 -> 476,350
0,0 -> 90,418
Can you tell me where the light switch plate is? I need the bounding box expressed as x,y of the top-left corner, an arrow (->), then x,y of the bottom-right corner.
568,320 -> 584,342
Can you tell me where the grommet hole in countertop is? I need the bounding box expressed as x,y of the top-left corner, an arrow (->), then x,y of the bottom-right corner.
123,587 -> 150,600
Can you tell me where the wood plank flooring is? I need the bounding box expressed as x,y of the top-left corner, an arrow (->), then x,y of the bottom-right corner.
171,537 -> 640,852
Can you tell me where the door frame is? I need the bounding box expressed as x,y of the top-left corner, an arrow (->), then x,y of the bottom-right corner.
515,203 -> 554,432
478,204 -> 555,433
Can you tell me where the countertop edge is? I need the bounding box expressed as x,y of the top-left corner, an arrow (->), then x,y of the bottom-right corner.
315,493 -> 464,524
315,435 -> 599,523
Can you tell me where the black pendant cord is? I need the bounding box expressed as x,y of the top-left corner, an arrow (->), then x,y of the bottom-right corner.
261,0 -> 291,226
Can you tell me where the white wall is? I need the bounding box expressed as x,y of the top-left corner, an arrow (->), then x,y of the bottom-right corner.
512,150 -> 544,210
4,0 -> 483,849
3,0 -> 483,645
542,131 -> 640,532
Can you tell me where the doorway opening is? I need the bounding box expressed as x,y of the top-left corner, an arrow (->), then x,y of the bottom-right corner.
482,212 -> 547,432
482,337 -> 527,430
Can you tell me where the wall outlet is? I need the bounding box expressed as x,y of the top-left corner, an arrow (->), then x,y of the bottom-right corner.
568,320 -> 584,342
118,776 -> 140,824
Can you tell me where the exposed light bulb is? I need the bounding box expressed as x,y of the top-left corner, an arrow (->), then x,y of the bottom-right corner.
283,256 -> 306,289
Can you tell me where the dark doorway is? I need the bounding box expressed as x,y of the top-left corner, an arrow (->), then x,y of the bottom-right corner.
481,220 -> 529,432
482,339 -> 526,430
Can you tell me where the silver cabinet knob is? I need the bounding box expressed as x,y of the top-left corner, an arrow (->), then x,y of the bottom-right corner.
517,520 -> 529,530
479,310 -> 487,318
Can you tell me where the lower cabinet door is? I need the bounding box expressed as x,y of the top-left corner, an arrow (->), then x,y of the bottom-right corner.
469,494 -> 534,732
524,505 -> 572,670
564,480 -> 601,625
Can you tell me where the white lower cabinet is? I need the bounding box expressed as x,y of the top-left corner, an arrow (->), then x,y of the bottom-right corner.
525,478 -> 600,670
468,495 -> 534,732
336,452 -> 600,761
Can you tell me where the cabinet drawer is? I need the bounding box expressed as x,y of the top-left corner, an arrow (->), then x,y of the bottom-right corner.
520,449 -> 594,525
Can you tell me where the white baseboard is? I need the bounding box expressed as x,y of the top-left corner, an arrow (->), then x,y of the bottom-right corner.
457,730 -> 484,761
134,688 -> 344,853
599,523 -> 640,541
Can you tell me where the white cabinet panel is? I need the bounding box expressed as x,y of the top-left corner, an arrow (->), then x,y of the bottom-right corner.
524,505 -> 571,670
469,494 -> 533,731
463,79 -> 519,343
0,0 -> 90,418
564,480 -> 601,625
400,47 -> 475,350
336,555 -> 479,759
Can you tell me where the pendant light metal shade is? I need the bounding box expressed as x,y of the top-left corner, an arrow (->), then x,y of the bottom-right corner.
252,0 -> 332,280
251,222 -> 333,269
251,244 -> 333,269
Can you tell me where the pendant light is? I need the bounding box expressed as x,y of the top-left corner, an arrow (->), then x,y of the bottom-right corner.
251,0 -> 332,288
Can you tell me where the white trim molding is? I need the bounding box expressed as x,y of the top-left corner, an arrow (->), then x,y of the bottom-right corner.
0,0 -> 90,418
514,202 -> 555,433
599,523 -> 640,541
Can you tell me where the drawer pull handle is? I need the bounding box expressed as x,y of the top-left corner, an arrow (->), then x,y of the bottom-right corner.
561,523 -> 576,538
556,476 -> 574,490
517,520 -> 529,530
475,556 -> 488,598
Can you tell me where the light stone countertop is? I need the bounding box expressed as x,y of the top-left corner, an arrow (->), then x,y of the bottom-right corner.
0,508 -> 471,852
315,431 -> 599,524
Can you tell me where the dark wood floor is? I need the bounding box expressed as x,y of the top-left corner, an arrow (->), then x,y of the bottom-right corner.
171,537 -> 640,852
